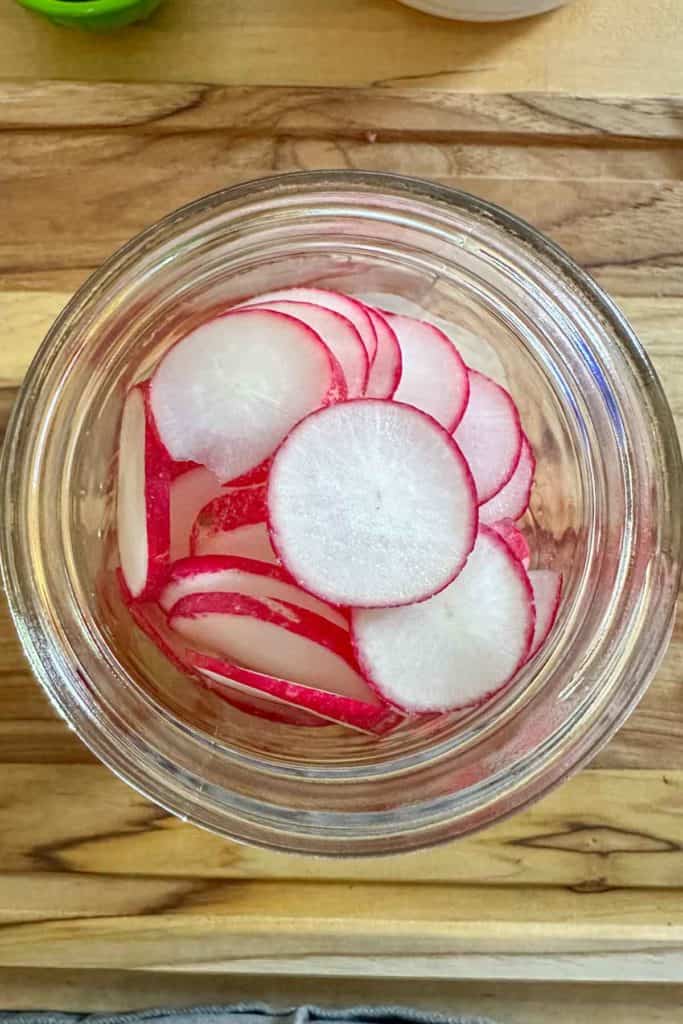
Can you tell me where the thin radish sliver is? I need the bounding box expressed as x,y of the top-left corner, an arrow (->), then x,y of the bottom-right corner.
117,382 -> 170,601
169,466 -> 231,561
268,400 -> 477,608
150,308 -> 345,484
161,554 -> 348,629
363,307 -> 402,399
169,591 -> 374,705
351,526 -> 535,713
246,300 -> 369,398
480,435 -> 535,524
190,487 -> 278,564
491,518 -> 530,569
385,312 -> 469,431
189,653 -> 402,734
454,369 -> 523,504
528,570 -> 563,658
237,287 -> 377,362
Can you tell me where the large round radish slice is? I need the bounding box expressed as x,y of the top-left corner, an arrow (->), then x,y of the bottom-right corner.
189,653 -> 402,734
363,308 -> 402,399
384,313 -> 469,431
168,592 -> 375,705
351,527 -> 535,713
237,287 -> 377,363
454,369 -> 523,504
190,487 -> 278,564
117,382 -> 171,601
268,400 -> 478,608
160,554 -> 348,628
528,570 -> 563,659
480,435 -> 535,524
246,300 -> 369,398
491,518 -> 530,569
150,308 -> 346,484
169,465 -> 231,561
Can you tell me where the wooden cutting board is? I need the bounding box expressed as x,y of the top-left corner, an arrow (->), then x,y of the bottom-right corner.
0,1 -> 682,1018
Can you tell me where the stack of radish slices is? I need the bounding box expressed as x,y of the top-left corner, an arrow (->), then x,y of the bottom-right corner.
116,288 -> 562,735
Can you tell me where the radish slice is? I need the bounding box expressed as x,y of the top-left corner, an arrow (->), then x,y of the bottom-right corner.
194,521 -> 278,564
150,308 -> 346,484
189,653 -> 402,734
454,369 -> 523,504
363,307 -> 402,399
169,592 -> 375,705
268,400 -> 478,608
117,382 -> 171,601
491,518 -> 530,569
528,570 -> 563,658
237,287 -> 377,363
480,435 -> 536,524
170,465 -> 232,561
160,554 -> 348,629
227,458 -> 271,487
246,300 -> 369,398
351,526 -> 535,713
384,313 -> 469,432
191,487 -> 278,564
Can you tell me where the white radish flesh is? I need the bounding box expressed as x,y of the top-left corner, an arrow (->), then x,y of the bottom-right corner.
237,287 -> 377,362
480,435 -> 535,524
364,307 -> 402,399
528,570 -> 563,658
169,591 -> 374,705
169,465 -> 231,561
246,299 -> 369,398
454,369 -> 523,504
117,383 -> 170,601
385,312 -> 469,431
189,653 -> 402,734
160,554 -> 348,628
351,526 -> 535,712
150,308 -> 346,484
268,399 -> 478,608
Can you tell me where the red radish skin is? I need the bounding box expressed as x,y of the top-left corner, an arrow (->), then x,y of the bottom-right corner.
190,486 -> 278,564
528,570 -> 563,658
384,312 -> 469,431
168,591 -> 376,705
351,526 -> 535,713
117,382 -> 171,601
245,300 -> 369,398
491,518 -> 531,569
454,369 -> 523,504
150,308 -> 346,484
227,458 -> 271,487
237,287 -> 378,363
268,400 -> 478,608
160,554 -> 348,628
363,307 -> 402,399
480,435 -> 536,524
170,459 -> 200,480
189,652 -> 402,734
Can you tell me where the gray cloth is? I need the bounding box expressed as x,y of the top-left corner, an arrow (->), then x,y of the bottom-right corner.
0,1004 -> 499,1024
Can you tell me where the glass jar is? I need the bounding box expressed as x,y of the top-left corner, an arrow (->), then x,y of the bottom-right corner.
396,0 -> 571,19
1,171 -> 680,855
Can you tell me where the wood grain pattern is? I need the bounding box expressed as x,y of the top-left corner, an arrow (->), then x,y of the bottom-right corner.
0,765 -> 681,890
2,0 -> 683,97
0,63 -> 681,994
0,880 -> 682,981
2,970 -> 682,1024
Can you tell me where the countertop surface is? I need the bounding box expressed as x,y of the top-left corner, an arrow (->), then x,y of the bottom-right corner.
1,2 -> 682,1022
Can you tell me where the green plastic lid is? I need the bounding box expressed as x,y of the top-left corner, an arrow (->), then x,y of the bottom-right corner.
16,0 -> 165,31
